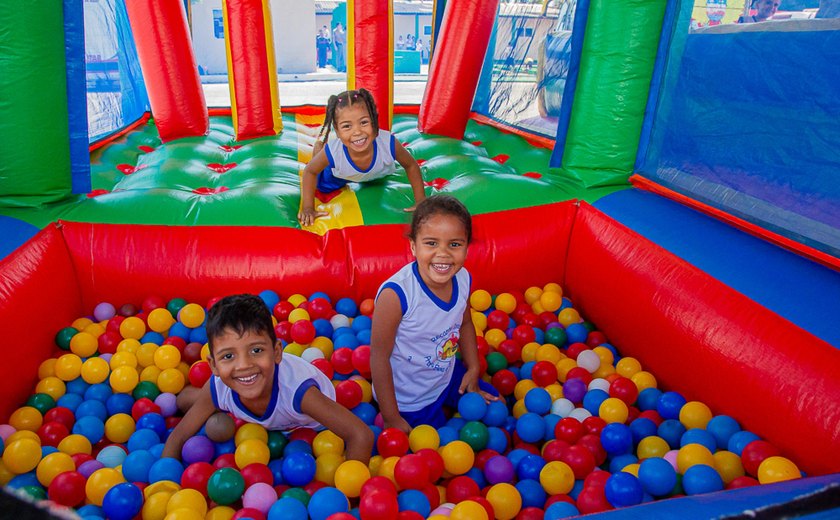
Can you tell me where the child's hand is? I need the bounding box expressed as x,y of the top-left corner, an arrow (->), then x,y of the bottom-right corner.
298,207 -> 329,227
403,204 -> 418,213
459,367 -> 499,403
384,415 -> 412,434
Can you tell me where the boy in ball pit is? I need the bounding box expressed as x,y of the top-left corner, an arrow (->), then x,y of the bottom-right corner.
162,294 -> 373,462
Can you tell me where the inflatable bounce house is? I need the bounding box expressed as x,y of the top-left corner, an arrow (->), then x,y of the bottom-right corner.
1,0 -> 839,518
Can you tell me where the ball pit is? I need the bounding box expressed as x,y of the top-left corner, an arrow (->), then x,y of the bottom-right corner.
0,283 -> 810,519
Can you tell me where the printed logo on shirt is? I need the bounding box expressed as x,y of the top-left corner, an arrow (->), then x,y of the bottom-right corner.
436,333 -> 459,361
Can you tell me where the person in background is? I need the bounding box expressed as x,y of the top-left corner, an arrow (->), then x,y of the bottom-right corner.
332,23 -> 347,72
397,35 -> 405,50
738,0 -> 781,23
316,27 -> 330,69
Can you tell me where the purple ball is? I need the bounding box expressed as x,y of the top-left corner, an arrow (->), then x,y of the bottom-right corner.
182,435 -> 215,464
154,393 -> 178,418
563,378 -> 587,403
93,302 -> 117,322
78,459 -> 105,478
484,455 -> 515,485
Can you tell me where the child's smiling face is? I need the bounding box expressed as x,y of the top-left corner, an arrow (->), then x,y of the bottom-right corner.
209,328 -> 280,407
334,103 -> 375,156
410,212 -> 469,291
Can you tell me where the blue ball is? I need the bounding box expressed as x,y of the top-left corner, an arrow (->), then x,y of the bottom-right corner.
637,388 -> 663,411
148,457 -> 184,484
515,478 -> 547,509
560,297 -> 573,310
483,400 -> 509,427
544,414 -> 561,442
333,333 -> 359,350
519,361 -> 535,381
516,454 -> 546,481
309,291 -> 331,303
122,450 -> 157,483
582,389 -> 610,416
65,377 -> 90,396
73,416 -> 105,444
127,429 -> 160,452
682,464 -> 724,495
507,448 -> 531,470
680,428 -> 717,452
569,478 -> 585,499
524,388 -> 552,415
282,452 -> 317,487
268,458 -> 285,485
656,391 -> 687,420
609,453 -> 638,474
106,393 -> 135,416
332,326 -> 353,340
259,290 -> 281,312
398,489 -> 431,517
458,392 -> 488,421
355,329 -> 372,345
437,426 -> 458,446
189,327 -> 208,344
508,365 -> 521,380
516,413 -> 545,444
533,328 -> 545,344
465,467 -> 487,488
707,415 -> 741,450
629,418 -> 658,444
545,501 -> 580,519
312,319 -> 334,338
76,505 -> 105,519
638,457 -> 677,496
600,343 -> 619,359
605,472 -> 644,507
136,413 -> 167,438
352,402 -> 377,425
214,439 -> 236,457
728,430 -> 760,456
284,439 -> 314,456
84,383 -> 113,403
657,419 -> 687,449
600,423 -> 633,456
351,315 -> 372,333
41,446 -> 58,457
486,426 -> 509,453
445,417 -> 466,432
141,331 -> 165,345
335,298 -> 358,317
97,445 -> 128,468
76,399 -> 108,421
565,323 -> 589,344
168,322 -> 191,340
307,486 -> 349,520
148,443 -> 165,459
102,482 -> 143,520
268,497 -> 309,520
8,472 -> 40,489
57,392 -> 84,412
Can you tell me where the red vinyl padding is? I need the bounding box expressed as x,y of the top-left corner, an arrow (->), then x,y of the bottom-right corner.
564,203 -> 840,476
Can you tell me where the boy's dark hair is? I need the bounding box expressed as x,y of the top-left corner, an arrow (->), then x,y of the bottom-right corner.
317,88 -> 379,144
205,294 -> 276,355
409,195 -> 473,244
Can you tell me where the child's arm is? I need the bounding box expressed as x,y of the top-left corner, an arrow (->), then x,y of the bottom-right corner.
457,305 -> 499,402
300,387 -> 374,463
299,146 -> 330,226
370,288 -> 413,434
394,141 -> 426,212
161,382 -> 218,459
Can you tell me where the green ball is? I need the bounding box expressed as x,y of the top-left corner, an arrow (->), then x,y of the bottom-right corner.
167,298 -> 188,317
670,473 -> 684,496
26,393 -> 56,415
267,431 -> 288,459
55,327 -> 77,350
582,321 -> 596,333
21,485 -> 47,501
132,381 -> 160,401
485,352 -> 508,375
282,486 -> 311,506
544,327 -> 567,347
459,421 -> 489,451
207,467 -> 245,505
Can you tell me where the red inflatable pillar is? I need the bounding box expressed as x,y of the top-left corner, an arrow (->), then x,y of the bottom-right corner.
418,0 -> 498,139
347,0 -> 393,130
223,0 -> 283,140
126,0 -> 208,142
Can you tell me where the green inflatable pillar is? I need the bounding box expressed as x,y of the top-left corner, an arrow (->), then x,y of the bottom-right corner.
0,2 -> 72,206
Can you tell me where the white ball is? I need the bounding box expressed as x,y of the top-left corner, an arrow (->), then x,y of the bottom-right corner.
300,347 -> 325,362
330,313 -> 351,329
588,378 -> 611,393
576,349 -> 601,373
550,398 -> 575,417
568,407 -> 592,422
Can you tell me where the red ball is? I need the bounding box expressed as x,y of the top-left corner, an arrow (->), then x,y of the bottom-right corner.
359,299 -> 375,317
38,421 -> 70,447
491,369 -> 517,396
554,417 -> 585,444
583,417 -> 607,436
446,475 -> 480,503
165,417 -> 181,430
273,301 -> 294,321
512,440 -> 541,455
520,313 -> 541,328
360,489 -> 399,520
565,343 -> 589,360
531,361 -> 558,387
420,483 -> 441,509
331,348 -> 355,375
561,445 -> 596,480
131,398 -> 161,421
394,454 -> 430,490
609,377 -> 639,406
565,367 -> 593,386
163,336 -> 187,352
475,336 -> 490,357
274,484 -> 290,496
637,410 -> 663,426
727,476 -> 760,489
335,380 -> 363,409
351,345 -> 372,379
377,428 -> 410,458
541,439 -> 570,462
232,508 -> 265,520
512,325 -> 536,346
71,453 -> 93,468
512,303 -> 532,323
304,480 -> 327,495
106,315 -> 126,334
307,298 -> 334,320
545,493 -> 576,508
311,358 -> 334,379
538,312 -> 559,328
474,449 -> 501,471
142,295 -> 166,314
241,463 -> 274,487
397,511 -> 425,520
181,462 -> 215,495
118,304 -> 137,317
576,485 -> 614,514
360,476 -> 398,499
577,434 -> 607,466
496,339 -> 522,364
206,296 -> 224,309
48,471 -> 86,507
289,428 -> 317,444
626,406 -> 641,424
741,440 -> 781,476
586,331 -> 608,347
486,310 -> 510,331
470,495 -> 495,520
183,342 -> 204,365
415,448 -> 445,482
327,514 -> 356,520
213,453 -> 238,470
290,320 -> 317,345
516,507 -> 545,520
274,321 -> 293,344
189,361 -> 212,388
97,331 -> 122,355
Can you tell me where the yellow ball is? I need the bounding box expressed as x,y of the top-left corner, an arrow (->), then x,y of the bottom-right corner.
637,436 -> 670,459
469,289 -> 492,312
599,398 -> 629,424
677,444 -> 715,474
311,336 -> 334,359
539,461 -> 575,495
350,376 -> 373,403
368,455 -> 383,477
235,423 -> 268,445
235,439 -> 270,467
55,353 -> 83,381
494,293 -> 517,314
757,456 -> 801,484
154,345 -> 181,370
58,434 -> 92,455
287,294 -> 307,307
530,301 -> 545,314
36,452 -> 75,486
616,357 -> 642,378
524,286 -> 543,305
313,430 -> 345,458
9,406 -> 43,432
334,459 -> 371,498
543,282 -> 563,294
409,424 -> 440,452
167,488 -> 208,517
556,358 -> 578,382
110,365 -> 140,393
471,311 -> 487,332
0,460 -> 15,486
176,361 -> 190,380
144,480 -> 181,499
593,363 -> 616,380
70,331 -> 98,357
205,506 -> 236,520
136,342 -> 159,367
110,351 -> 139,369
521,342 -> 540,363
117,338 -> 142,354
439,440 -> 474,475
284,343 -> 305,357
514,379 -> 537,401
164,508 -> 204,520
7,430 -> 40,445
593,346 -> 615,366
315,452 -> 345,486
86,467 -> 125,506
679,401 -> 713,429
105,413 -> 136,444
557,308 -> 580,327
451,500 -> 489,520
157,367 -> 186,394
38,358 -> 58,379
484,328 -> 506,348
178,303 -> 206,329
377,456 -> 399,484
622,463 -> 640,477
288,308 -> 311,323
35,376 -> 66,401
140,365 -> 163,383
84,323 -> 106,338
535,344 -> 562,364
539,291 -> 563,312
545,383 -> 564,401
713,450 -> 745,484
72,317 -> 93,331
631,371 -> 657,392
512,399 -> 528,419
200,343 -> 211,362
486,483 -> 522,520
142,491 -> 174,520
148,308 -> 176,333
81,357 -> 111,384
120,316 -> 146,340
2,438 -> 42,474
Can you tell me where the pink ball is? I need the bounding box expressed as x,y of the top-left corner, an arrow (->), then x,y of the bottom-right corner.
242,482 -> 278,514
154,393 -> 178,417
374,413 -> 384,429
664,450 -> 679,471
0,424 -> 16,442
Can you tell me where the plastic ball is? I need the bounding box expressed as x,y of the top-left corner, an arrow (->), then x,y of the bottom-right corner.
727,430 -> 760,456
360,489 -> 399,520
119,317 -> 146,340
682,464 -> 724,495
281,452 -> 317,487
55,354 -> 83,382
439,440 -> 474,475
378,428 -> 410,458
677,444 -> 715,473
450,500 -> 489,520
713,450 -> 746,484
3,438 -> 42,474
638,457 -> 677,496
47,470 -> 86,507
205,412 -> 236,443
235,438 -> 270,468
757,456 -> 800,484
70,331 -> 99,358
58,433 -> 92,455
207,467 -> 245,505
102,482 -> 143,520
408,424 -> 440,452
679,401 -> 712,429
598,397 -> 629,424
243,482 -> 278,514
85,467 -> 125,506
307,486 -> 349,520
539,460 -> 575,495
179,303 -> 206,328
741,440 -> 781,476
486,483 -> 522,520
332,459 -> 369,498
459,421 -> 489,452
706,415 -> 741,450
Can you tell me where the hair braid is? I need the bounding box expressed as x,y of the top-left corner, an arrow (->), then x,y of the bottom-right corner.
319,95 -> 339,143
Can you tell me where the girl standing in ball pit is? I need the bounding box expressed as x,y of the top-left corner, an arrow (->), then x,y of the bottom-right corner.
162,294 -> 373,462
298,88 -> 426,226
371,195 -> 498,433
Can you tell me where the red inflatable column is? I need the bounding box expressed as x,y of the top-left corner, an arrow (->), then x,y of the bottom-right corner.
418,0 -> 498,139
347,0 -> 393,130
126,0 -> 208,142
223,0 -> 283,140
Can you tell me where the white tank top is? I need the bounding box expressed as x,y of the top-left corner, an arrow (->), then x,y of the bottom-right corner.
323,129 -> 397,183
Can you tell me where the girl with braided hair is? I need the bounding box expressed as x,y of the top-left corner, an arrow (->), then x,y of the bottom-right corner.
298,89 -> 426,227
